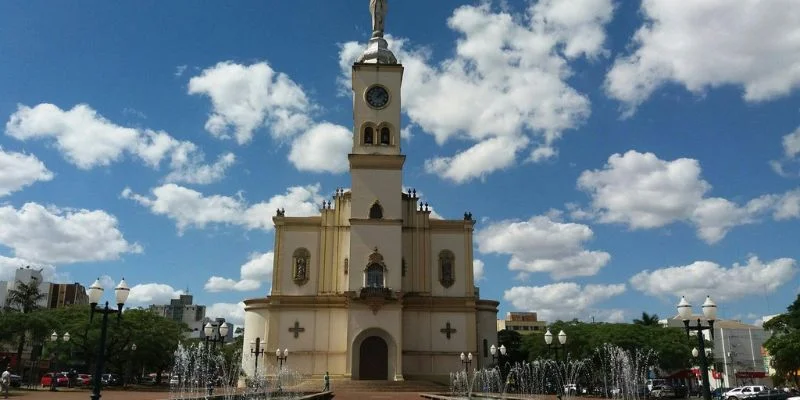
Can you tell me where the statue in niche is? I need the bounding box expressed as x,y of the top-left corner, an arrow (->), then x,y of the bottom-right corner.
295,257 -> 307,280
439,251 -> 454,288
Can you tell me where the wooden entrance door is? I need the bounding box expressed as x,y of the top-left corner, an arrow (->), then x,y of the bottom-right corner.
358,336 -> 388,380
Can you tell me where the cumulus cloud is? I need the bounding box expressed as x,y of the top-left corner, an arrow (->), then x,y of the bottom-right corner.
5,103 -> 233,184
504,282 -> 626,322
575,150 -> 795,243
339,0 -> 614,183
0,202 -> 142,264
288,123 -> 351,173
122,184 -> 323,234
188,61 -> 312,144
475,215 -> 610,279
127,283 -> 184,305
188,62 -> 352,174
606,0 -> 800,114
0,148 -> 53,197
630,256 -> 798,302
771,126 -> 800,178
204,251 -> 273,293
473,259 -> 485,281
207,302 -> 247,327
0,255 -> 57,282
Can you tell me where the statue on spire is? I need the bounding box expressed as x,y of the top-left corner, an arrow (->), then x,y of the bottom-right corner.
370,0 -> 387,38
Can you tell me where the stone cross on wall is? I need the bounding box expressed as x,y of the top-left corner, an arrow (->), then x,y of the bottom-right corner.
440,322 -> 457,340
289,321 -> 305,339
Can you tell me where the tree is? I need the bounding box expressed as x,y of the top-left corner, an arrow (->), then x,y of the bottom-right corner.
4,276 -> 48,368
763,294 -> 800,387
633,312 -> 660,326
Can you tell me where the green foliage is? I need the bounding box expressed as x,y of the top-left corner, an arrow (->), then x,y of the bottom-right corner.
763,294 -> 800,387
633,312 -> 661,326
518,320 -> 695,372
5,278 -> 47,313
497,329 -> 526,364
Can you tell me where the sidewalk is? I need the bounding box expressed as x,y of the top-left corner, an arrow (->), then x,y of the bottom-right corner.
3,388 -> 169,400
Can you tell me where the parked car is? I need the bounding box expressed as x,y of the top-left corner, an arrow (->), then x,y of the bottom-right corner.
651,385 -> 677,399
169,375 -> 180,387
40,372 -> 69,387
75,374 -> 92,386
8,373 -> 21,388
101,373 -> 121,386
750,389 -> 792,400
725,386 -> 768,400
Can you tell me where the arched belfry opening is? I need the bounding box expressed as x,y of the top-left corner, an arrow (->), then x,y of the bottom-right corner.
363,126 -> 375,144
369,201 -> 383,219
380,126 -> 391,145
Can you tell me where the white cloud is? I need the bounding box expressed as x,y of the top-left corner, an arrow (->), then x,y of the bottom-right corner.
772,189 -> 800,220
339,0 -> 614,182
606,0 -> 800,114
288,123 -> 351,173
188,61 -> 312,144
576,150 -> 794,243
0,256 -> 56,282
5,104 -> 233,184
127,283 -> 184,305
207,302 -> 247,327
122,184 -> 323,234
174,65 -> 188,77
771,126 -> 800,178
204,252 -> 272,293
630,256 -> 798,302
473,259 -> 485,281
504,282 -> 626,322
0,202 -> 142,264
475,215 -> 610,279
0,148 -> 53,197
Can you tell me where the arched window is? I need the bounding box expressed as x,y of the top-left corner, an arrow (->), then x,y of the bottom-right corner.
369,201 -> 383,219
483,339 -> 489,358
363,126 -> 374,144
366,263 -> 384,288
380,127 -> 391,145
438,250 -> 455,288
292,248 -> 311,285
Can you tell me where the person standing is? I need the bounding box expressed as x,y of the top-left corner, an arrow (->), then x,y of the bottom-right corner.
323,371 -> 330,392
1,367 -> 11,399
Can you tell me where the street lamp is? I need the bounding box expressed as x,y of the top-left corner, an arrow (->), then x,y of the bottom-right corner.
677,295 -> 717,400
489,344 -> 506,366
48,331 -> 70,391
544,328 -> 567,360
459,352 -> 473,371
87,277 -> 129,400
250,337 -> 266,381
275,348 -> 288,393
203,322 -> 229,396
125,344 -> 136,386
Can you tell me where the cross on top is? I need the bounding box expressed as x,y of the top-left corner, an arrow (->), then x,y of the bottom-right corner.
440,322 -> 457,340
289,321 -> 305,339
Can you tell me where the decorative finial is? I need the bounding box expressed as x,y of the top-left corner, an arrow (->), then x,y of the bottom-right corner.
357,0 -> 397,64
412,189 -> 416,198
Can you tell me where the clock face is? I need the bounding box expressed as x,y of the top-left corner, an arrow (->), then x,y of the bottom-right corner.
365,85 -> 390,109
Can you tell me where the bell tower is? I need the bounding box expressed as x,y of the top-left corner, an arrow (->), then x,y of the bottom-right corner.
348,0 -> 405,292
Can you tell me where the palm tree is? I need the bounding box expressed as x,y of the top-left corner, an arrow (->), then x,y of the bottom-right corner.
633,312 -> 660,326
5,275 -> 47,369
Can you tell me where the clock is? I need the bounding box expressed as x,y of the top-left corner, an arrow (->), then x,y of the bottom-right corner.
365,85 -> 390,109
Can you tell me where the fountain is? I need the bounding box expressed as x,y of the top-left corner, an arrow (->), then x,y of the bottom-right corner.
423,344 -> 657,400
168,343 -> 328,400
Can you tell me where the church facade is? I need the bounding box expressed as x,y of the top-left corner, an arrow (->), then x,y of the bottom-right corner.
241,2 -> 499,382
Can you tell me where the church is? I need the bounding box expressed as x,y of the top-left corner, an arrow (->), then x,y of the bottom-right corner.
241,1 -> 499,382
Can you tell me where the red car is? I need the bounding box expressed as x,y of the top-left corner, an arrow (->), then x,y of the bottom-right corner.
41,372 -> 69,387
75,374 -> 92,386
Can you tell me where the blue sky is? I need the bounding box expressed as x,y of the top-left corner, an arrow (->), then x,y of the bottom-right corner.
1,0 -> 799,328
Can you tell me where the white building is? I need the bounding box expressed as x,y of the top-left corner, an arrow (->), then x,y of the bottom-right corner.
241,3 -> 499,383
660,315 -> 770,387
0,266 -> 51,310
149,294 -> 207,338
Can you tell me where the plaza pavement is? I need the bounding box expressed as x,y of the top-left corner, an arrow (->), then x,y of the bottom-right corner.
1,388 -> 433,400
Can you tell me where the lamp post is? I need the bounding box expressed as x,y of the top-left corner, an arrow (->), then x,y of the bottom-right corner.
87,277 -> 130,400
125,344 -> 136,387
544,329 -> 567,360
275,348 -> 288,393
203,322 -> 229,396
677,296 -> 717,400
250,337 -> 265,380
459,352 -> 473,371
48,331 -> 70,391
489,344 -> 506,366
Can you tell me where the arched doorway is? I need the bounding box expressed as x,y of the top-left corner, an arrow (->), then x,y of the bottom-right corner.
358,336 -> 388,380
